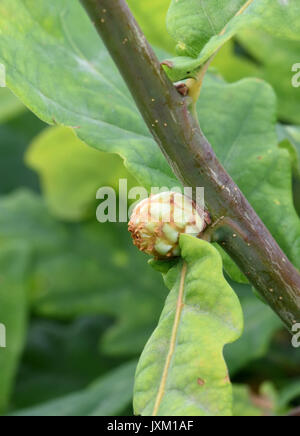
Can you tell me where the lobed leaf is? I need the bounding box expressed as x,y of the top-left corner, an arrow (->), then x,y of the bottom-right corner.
0,0 -> 299,282
198,77 -> 300,280
134,235 -> 243,416
0,0 -> 177,191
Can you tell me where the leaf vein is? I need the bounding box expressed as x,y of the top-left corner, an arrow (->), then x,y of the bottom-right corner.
151,262 -> 188,416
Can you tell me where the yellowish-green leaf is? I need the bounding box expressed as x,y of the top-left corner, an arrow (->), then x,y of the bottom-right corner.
26,126 -> 137,221
134,235 -> 243,416
128,0 -> 174,53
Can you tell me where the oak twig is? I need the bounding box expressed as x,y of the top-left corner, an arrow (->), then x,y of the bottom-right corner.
80,0 -> 300,330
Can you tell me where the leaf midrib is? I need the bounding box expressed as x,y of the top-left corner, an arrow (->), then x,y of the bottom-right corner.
219,0 -> 255,37
152,261 -> 187,416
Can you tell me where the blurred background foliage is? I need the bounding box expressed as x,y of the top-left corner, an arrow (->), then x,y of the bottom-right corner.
0,0 -> 300,416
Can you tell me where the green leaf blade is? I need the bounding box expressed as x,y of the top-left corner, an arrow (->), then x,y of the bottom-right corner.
26,126 -> 137,221
164,0 -> 300,81
1,0 -> 299,284
134,235 -> 243,416
198,77 -> 300,280
0,0 -> 176,191
167,0 -> 246,57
